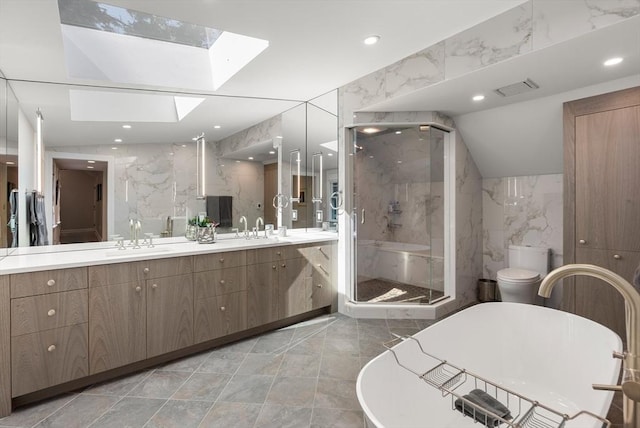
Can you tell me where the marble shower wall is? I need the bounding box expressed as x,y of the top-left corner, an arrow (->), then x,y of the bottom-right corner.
482,174 -> 563,280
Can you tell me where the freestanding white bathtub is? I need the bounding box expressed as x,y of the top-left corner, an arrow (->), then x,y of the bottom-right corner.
357,303 -> 622,428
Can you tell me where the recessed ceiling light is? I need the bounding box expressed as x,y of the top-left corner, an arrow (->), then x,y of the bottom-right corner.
397,160 -> 402,164
327,153 -> 333,157
395,131 -> 402,135
111,147 -> 118,150
114,138 -> 122,142
235,160 -> 241,163
169,152 -> 174,156
214,125 -> 221,129
181,144 -> 187,147
472,94 -> 485,101
604,57 -> 623,66
268,151 -> 275,155
364,35 -> 380,45
362,127 -> 381,134
276,136 -> 283,139
248,156 -> 254,160
122,124 -> 132,129
87,166 -> 94,169
6,161 -> 15,165
87,160 -> 96,164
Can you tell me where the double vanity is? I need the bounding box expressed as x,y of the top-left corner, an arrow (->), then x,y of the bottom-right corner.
0,231 -> 338,416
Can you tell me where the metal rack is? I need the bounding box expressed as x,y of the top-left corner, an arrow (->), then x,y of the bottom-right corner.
383,334 -> 611,428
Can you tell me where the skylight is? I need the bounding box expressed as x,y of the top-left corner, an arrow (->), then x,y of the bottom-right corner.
58,0 -> 268,91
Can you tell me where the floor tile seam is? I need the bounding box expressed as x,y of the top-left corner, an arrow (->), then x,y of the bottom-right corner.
311,321 -> 328,410
138,396 -> 172,428
26,393 -> 81,428
85,394 -> 133,428
250,341 -> 290,428
278,317 -> 339,355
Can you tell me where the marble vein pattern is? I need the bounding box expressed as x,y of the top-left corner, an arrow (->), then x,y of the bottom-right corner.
444,2 -> 533,79
384,41 -> 445,99
532,0 -> 640,50
215,115 -> 281,158
482,174 -> 563,280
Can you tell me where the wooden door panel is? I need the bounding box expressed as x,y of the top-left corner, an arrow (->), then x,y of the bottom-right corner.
575,106 -> 640,251
89,282 -> 146,374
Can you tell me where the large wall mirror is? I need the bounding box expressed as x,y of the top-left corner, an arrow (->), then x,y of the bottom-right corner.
2,79 -> 338,254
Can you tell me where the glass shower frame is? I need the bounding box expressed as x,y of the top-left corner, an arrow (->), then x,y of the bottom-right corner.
350,124 -> 451,306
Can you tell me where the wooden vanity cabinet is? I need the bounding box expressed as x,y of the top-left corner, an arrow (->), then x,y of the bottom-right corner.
9,268 -> 89,397
193,251 -> 248,343
88,257 -> 193,373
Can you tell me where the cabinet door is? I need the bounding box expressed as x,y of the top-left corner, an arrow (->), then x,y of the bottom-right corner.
247,261 -> 278,328
146,274 -> 194,358
89,282 -> 146,374
575,248 -> 640,339
575,106 -> 640,251
12,324 -> 88,397
278,257 -> 312,318
194,291 -> 247,343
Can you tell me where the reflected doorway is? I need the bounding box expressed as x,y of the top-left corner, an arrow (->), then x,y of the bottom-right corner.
53,158 -> 108,244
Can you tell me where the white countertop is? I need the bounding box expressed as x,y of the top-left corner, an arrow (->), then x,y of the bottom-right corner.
0,229 -> 338,275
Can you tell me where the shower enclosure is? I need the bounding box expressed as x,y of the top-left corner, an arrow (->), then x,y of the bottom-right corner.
352,125 -> 448,304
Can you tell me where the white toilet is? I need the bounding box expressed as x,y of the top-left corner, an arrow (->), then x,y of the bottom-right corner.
497,245 -> 550,304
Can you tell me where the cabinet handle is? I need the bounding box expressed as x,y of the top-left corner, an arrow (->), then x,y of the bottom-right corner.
613,254 -> 622,260
220,280 -> 225,285
47,309 -> 56,317
220,306 -> 226,311
272,265 -> 277,269
143,267 -> 150,274
152,283 -> 158,289
276,251 -> 281,256
135,286 -> 142,292
578,239 -> 586,245
316,284 -> 323,288
219,258 -> 224,263
47,345 -> 56,352
47,279 -> 56,287
281,264 -> 286,268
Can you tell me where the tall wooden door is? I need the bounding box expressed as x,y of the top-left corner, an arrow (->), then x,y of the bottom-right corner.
565,86 -> 640,339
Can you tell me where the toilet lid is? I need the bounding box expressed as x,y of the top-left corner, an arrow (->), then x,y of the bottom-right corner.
497,268 -> 540,282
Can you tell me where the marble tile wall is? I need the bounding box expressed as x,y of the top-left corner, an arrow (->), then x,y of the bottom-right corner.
338,0 -> 637,314
482,174 -> 563,280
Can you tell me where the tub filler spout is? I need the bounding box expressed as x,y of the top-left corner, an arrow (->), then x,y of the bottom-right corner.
539,264 -> 640,428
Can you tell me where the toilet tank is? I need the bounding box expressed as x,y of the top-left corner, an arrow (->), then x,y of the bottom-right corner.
508,245 -> 550,276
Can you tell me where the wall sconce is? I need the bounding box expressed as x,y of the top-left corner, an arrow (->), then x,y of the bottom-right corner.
35,109 -> 44,193
290,149 -> 301,202
312,151 -> 323,203
196,133 -> 206,200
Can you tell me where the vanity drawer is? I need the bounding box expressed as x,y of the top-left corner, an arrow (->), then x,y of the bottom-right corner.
194,267 -> 246,299
193,251 -> 246,272
194,291 -> 247,343
247,246 -> 298,264
11,289 -> 88,337
11,267 -> 87,298
89,257 -> 192,287
11,323 -> 89,397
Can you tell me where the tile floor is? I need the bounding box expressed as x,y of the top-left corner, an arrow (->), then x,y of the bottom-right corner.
0,313 -> 436,428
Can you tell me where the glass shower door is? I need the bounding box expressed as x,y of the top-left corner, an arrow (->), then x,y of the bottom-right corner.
352,125 -> 446,304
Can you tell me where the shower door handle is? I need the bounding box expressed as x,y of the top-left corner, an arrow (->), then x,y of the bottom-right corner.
361,209 -> 365,224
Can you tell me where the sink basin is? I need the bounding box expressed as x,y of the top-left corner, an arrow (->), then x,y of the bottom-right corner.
104,246 -> 173,257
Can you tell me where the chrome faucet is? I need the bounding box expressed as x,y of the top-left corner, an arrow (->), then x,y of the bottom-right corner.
255,217 -> 264,239
239,216 -> 248,238
133,220 -> 141,249
539,264 -> 640,428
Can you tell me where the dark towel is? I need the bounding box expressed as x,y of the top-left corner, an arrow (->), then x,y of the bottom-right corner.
454,389 -> 512,427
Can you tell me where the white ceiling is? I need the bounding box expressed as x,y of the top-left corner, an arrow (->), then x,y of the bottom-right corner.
0,0 -> 637,179
0,0 -> 524,146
